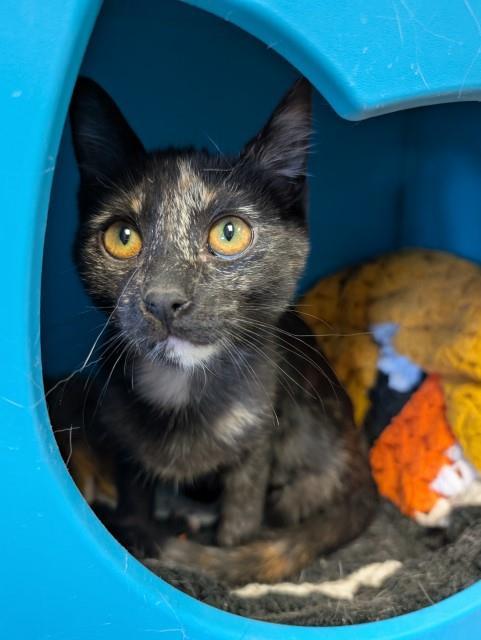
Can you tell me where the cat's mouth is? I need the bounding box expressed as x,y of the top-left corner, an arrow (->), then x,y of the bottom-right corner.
159,336 -> 219,369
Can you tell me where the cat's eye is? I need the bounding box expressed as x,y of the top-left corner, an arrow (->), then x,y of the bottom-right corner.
208,216 -> 253,258
103,222 -> 142,260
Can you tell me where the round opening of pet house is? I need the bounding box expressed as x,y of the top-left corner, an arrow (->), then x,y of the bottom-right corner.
5,0 -> 481,637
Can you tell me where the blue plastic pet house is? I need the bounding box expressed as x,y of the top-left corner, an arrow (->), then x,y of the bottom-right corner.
3,0 -> 481,637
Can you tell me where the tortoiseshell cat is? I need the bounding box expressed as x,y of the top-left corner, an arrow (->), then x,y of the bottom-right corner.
68,77 -> 376,584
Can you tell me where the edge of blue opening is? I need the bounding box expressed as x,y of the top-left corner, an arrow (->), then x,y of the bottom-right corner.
187,0 -> 481,121
6,0 -> 481,638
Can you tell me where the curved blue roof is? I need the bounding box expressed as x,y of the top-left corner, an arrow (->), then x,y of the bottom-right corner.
187,0 -> 481,119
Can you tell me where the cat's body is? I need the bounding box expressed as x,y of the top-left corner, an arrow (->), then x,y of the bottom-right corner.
68,77 -> 376,584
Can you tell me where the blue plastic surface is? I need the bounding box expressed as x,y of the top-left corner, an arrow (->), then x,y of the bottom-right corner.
3,0 -> 481,638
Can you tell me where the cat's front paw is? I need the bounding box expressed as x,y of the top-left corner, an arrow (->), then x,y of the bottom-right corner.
217,515 -> 259,547
99,509 -> 168,557
268,486 -> 313,525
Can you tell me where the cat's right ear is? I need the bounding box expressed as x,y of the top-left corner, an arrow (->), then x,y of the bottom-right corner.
69,77 -> 145,184
240,79 -> 312,192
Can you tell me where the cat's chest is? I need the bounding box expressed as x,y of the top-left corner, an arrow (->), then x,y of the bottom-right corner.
122,360 -> 265,480
135,360 -> 192,411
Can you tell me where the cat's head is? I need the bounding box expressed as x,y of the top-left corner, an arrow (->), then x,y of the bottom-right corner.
70,77 -> 312,369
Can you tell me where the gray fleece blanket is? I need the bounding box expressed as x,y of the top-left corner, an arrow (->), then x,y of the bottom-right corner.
48,377 -> 481,626
152,502 -> 481,626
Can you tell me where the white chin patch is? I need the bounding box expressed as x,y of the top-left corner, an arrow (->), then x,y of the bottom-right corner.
164,336 -> 218,369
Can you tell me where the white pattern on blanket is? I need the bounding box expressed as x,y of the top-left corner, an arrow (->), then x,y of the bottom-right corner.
232,560 -> 402,601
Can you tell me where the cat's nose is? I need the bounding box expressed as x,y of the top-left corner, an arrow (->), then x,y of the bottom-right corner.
143,289 -> 191,326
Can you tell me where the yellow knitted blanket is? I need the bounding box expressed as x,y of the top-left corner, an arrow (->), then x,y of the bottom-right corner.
300,249 -> 481,471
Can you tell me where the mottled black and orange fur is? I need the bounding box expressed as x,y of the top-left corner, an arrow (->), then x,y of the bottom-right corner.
64,76 -> 377,584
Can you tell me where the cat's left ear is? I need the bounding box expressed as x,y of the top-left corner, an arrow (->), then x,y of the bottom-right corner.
70,77 -> 146,185
240,78 -> 312,190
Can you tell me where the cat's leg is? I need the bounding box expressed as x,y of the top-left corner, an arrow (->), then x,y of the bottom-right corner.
268,431 -> 374,526
116,459 -> 152,519
106,459 -> 164,555
268,471 -> 342,525
217,447 -> 270,547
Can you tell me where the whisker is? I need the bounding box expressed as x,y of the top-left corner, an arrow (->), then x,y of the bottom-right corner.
220,332 -> 280,428
234,325 -> 323,406
236,313 -> 352,392
94,342 -> 131,420
234,317 -> 341,407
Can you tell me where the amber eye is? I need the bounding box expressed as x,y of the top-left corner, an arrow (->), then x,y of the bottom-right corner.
103,222 -> 142,260
208,216 -> 253,258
